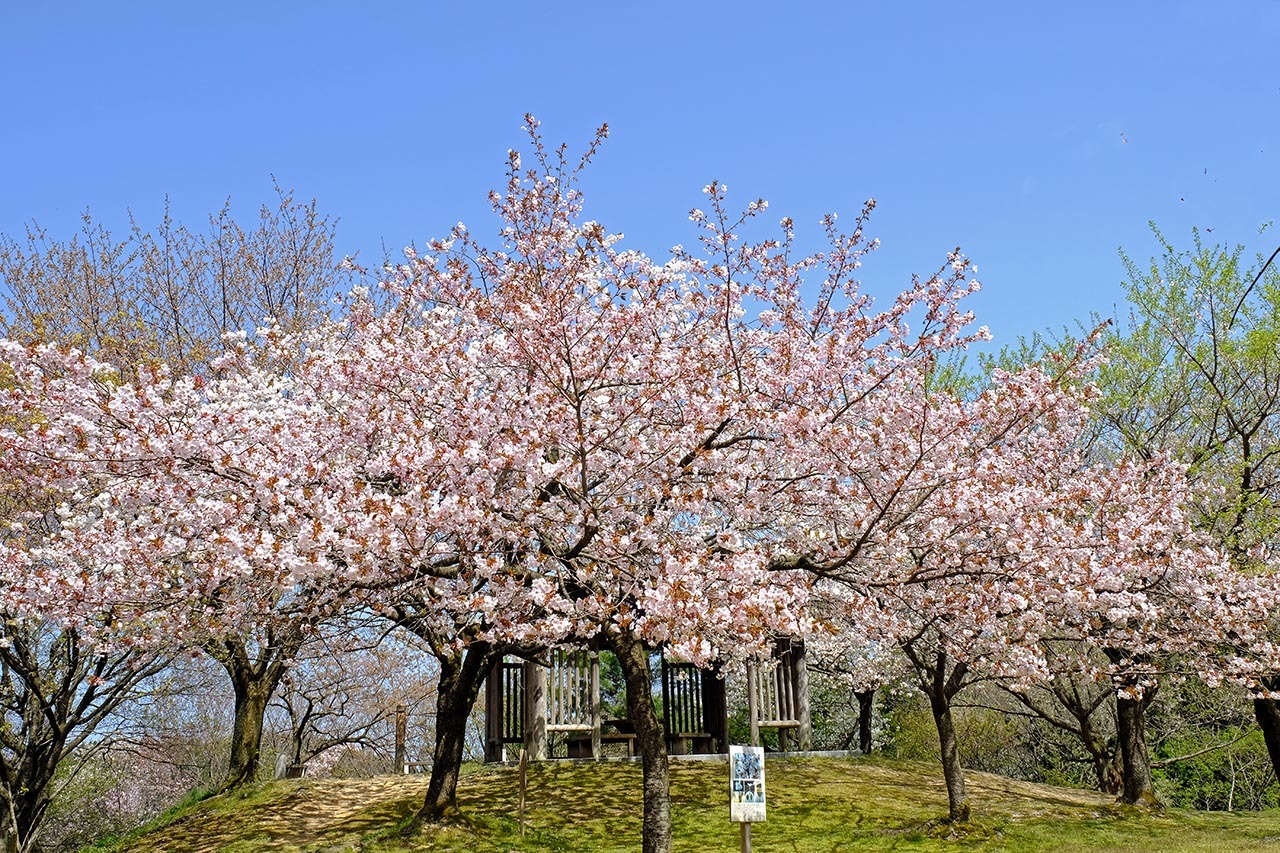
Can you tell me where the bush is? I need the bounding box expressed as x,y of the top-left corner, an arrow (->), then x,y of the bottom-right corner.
885,695 -> 1041,779
1155,727 -> 1279,811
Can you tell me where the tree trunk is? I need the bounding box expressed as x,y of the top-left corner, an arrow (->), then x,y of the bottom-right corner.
1,804 -> 20,853
1253,678 -> 1280,785
855,689 -> 875,754
609,631 -> 671,853
226,675 -> 273,789
416,641 -> 498,824
3,761 -> 55,853
928,691 -> 971,822
1082,728 -> 1122,795
909,648 -> 971,823
205,629 -> 302,791
1115,690 -> 1158,806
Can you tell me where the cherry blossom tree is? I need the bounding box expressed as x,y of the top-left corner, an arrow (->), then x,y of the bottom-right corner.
798,337 -> 1251,816
0,189 -> 353,798
0,335 -> 387,791
315,119 -> 998,851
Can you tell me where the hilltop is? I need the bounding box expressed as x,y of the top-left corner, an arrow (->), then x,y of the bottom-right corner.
104,756 -> 1280,852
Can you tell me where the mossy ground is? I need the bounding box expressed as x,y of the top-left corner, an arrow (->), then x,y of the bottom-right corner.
102,756 -> 1280,852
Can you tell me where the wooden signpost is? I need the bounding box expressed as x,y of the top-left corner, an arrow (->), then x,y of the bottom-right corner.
729,744 -> 765,852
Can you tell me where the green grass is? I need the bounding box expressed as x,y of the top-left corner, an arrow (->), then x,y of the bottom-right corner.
104,756 -> 1280,852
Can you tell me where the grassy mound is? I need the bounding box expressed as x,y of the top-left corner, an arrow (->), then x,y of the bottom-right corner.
102,756 -> 1280,852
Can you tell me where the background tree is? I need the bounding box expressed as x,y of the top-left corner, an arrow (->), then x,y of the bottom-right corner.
0,184 -> 338,372
1097,227 -> 1280,780
0,187 -> 352,800
268,619 -> 438,775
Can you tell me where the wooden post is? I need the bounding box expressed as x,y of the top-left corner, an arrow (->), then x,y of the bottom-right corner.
590,651 -> 602,759
661,656 -> 672,750
484,658 -> 500,762
702,664 -> 728,754
740,821 -> 752,852
793,639 -> 812,751
523,659 -> 547,760
746,661 -> 760,747
394,704 -> 407,773
518,747 -> 528,836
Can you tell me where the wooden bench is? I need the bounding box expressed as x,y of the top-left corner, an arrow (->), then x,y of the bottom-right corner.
567,731 -> 637,758
668,731 -> 713,755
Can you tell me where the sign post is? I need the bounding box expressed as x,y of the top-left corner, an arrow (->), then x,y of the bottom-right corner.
729,744 -> 765,853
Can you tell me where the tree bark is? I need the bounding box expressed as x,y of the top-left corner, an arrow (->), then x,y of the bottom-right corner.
226,671 -> 274,789
928,690 -> 971,822
909,648 -> 970,823
855,689 -> 875,754
206,628 -> 302,791
1253,678 -> 1280,785
416,641 -> 499,824
1081,726 -> 1122,795
1115,690 -> 1158,806
609,630 -> 671,853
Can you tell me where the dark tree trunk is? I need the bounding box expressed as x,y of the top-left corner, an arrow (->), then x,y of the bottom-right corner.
1080,725 -> 1122,795
226,677 -> 273,789
609,630 -> 671,853
929,691 -> 970,822
206,628 -> 302,791
416,641 -> 499,824
908,647 -> 970,823
1104,650 -> 1159,807
4,750 -> 58,853
1253,678 -> 1280,785
855,689 -> 875,754
1052,678 -> 1122,795
3,780 -> 53,853
1115,690 -> 1157,806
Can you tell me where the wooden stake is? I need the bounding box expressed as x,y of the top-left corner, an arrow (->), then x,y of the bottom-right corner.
394,704 -> 407,773
519,747 -> 528,836
740,820 -> 752,853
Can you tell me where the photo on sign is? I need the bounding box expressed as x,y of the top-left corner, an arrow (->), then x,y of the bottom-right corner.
729,744 -> 767,822
733,750 -> 762,781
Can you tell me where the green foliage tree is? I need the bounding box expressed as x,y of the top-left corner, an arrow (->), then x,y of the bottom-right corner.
1099,225 -> 1280,785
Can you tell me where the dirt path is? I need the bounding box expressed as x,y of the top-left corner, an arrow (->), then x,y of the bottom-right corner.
125,776 -> 435,853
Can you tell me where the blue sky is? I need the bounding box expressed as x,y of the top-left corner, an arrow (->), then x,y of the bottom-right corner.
3,2 -> 1278,348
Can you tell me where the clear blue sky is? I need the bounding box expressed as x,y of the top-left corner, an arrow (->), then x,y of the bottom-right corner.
2,2 -> 1278,347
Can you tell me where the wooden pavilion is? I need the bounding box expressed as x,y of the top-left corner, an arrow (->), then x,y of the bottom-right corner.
482,638 -> 810,762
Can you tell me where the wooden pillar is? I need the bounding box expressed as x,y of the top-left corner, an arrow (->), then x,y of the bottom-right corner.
746,660 -> 760,747
484,660 -> 502,763
590,651 -> 602,759
775,641 -> 790,752
793,639 -> 812,751
523,659 -> 547,760
660,657 -> 672,746
702,664 -> 729,753
394,704 -> 407,772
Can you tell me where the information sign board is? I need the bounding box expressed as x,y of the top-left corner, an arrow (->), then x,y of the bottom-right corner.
729,744 -> 766,822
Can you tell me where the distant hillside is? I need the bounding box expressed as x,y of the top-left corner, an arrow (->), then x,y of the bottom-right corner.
105,756 -> 1280,852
